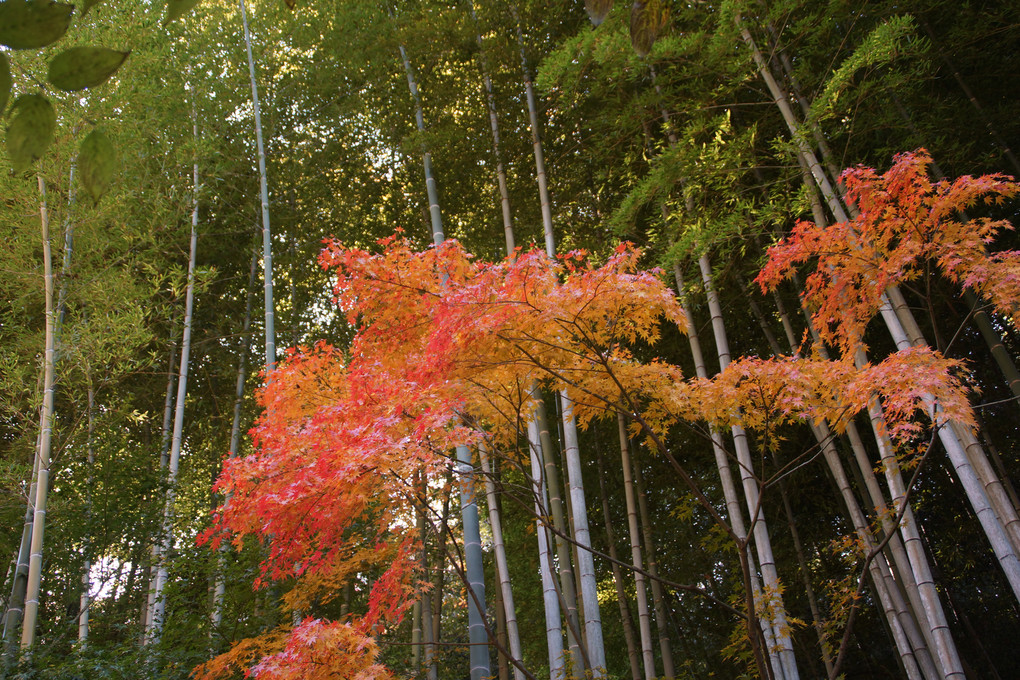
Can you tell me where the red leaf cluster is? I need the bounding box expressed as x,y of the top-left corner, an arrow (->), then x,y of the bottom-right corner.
758,149 -> 1020,352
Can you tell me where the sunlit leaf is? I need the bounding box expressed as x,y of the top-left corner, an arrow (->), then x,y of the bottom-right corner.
584,0 -> 612,26
629,0 -> 669,57
0,0 -> 74,49
0,53 -> 10,115
78,129 -> 118,202
6,94 -> 56,173
164,0 -> 202,26
48,47 -> 130,91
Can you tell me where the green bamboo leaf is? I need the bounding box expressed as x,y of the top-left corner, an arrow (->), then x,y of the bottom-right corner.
6,94 -> 56,173
78,129 -> 117,202
81,0 -> 108,17
629,0 -> 668,57
0,53 -> 10,115
164,0 -> 202,26
809,16 -> 916,122
48,47 -> 130,91
584,0 -> 612,26
0,0 -> 74,50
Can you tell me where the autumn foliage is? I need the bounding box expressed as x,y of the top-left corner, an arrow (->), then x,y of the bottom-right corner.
197,152 -> 1013,676
758,149 -> 1020,352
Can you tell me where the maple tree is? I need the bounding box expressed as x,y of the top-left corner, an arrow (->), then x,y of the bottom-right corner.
198,230 -> 981,678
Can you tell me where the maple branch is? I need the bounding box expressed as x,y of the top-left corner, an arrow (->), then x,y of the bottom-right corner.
500,333 -> 743,549
389,470 -> 540,680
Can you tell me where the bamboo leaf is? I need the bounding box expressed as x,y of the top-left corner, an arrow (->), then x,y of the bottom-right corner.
6,94 -> 56,173
81,0 -> 108,17
78,129 -> 118,202
0,0 -> 74,49
629,0 -> 668,57
48,47 -> 130,92
809,16 -> 915,122
164,0 -> 202,26
0,53 -> 10,115
584,0 -> 612,26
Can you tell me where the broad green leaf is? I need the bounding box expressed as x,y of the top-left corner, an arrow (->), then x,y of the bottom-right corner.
164,0 -> 202,25
0,53 -> 10,114
48,47 -> 130,91
0,0 -> 74,49
629,0 -> 668,57
78,129 -> 117,202
81,0 -> 108,16
585,0 -> 612,26
6,94 -> 56,173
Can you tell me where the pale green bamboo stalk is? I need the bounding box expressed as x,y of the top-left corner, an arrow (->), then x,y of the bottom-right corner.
2,454 -> 37,650
469,1 -> 514,254
78,385 -> 96,643
411,599 -> 422,669
479,444 -> 526,680
7,161 -> 77,650
672,263 -> 783,677
596,449 -> 642,680
144,323 -> 178,635
239,0 -> 275,372
416,493 -> 437,680
618,414 -> 655,680
514,17 -> 605,671
457,445 -> 489,680
749,291 -> 929,678
532,390 -> 585,677
397,40 -> 443,241
149,113 -> 201,643
515,22 -> 555,259
697,253 -> 798,680
211,245 -> 259,634
633,455 -> 675,679
652,80 -> 785,674
21,175 -> 56,649
396,29 -> 489,676
527,414 -> 565,680
559,393 -> 605,675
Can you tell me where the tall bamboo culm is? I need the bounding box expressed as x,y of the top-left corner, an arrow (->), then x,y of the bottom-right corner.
20,176 -> 56,650
147,108 -> 200,642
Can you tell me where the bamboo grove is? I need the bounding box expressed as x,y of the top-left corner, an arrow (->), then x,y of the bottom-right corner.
1,0 -> 1018,678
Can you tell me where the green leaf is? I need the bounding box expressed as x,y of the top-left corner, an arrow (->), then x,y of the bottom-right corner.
81,0 -> 108,17
809,16 -> 915,123
78,129 -> 117,202
0,53 -> 10,115
5,94 -> 56,173
0,0 -> 74,50
164,0 -> 202,26
585,0 -> 612,26
629,0 -> 668,57
48,47 -> 130,91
